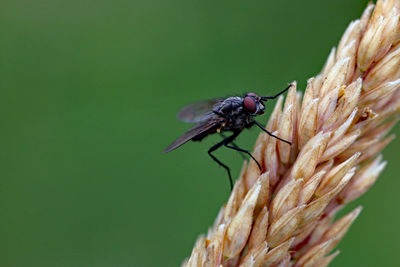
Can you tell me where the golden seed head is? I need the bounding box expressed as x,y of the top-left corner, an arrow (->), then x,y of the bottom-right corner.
183,1 -> 400,266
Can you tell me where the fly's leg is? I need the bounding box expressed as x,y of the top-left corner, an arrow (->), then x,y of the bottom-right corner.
208,131 -> 240,190
208,148 -> 233,191
224,144 -> 262,171
220,133 -> 247,161
261,84 -> 292,100
254,120 -> 292,145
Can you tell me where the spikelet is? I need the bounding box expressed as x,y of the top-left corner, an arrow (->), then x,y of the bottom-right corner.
184,1 -> 400,266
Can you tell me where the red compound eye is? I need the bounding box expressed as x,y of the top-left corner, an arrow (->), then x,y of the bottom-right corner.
243,96 -> 257,113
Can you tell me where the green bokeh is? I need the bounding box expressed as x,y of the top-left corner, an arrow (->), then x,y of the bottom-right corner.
1,0 -> 398,266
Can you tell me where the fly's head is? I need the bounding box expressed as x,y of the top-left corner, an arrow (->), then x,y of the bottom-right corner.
243,93 -> 265,116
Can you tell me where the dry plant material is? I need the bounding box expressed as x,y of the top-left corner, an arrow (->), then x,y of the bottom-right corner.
183,1 -> 400,266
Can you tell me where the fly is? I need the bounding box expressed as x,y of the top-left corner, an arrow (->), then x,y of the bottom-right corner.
164,84 -> 292,190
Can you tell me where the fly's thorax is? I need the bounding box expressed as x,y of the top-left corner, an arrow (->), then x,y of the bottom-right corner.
213,97 -> 244,117
212,97 -> 256,131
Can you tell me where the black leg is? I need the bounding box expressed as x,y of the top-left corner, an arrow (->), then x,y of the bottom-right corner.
224,144 -> 262,171
254,120 -> 292,145
261,84 -> 291,100
220,133 -> 247,161
208,131 -> 240,190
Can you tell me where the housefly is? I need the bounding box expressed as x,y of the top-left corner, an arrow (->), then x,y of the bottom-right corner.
164,84 -> 292,190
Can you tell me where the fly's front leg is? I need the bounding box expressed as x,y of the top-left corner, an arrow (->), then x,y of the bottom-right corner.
254,121 -> 291,145
261,84 -> 292,100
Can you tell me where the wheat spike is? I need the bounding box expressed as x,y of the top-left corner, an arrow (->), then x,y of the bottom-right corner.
184,1 -> 400,266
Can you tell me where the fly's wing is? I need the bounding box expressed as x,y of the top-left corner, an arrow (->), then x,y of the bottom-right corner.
163,120 -> 220,153
177,98 -> 224,123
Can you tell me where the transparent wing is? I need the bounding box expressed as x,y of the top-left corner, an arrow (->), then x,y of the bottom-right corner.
163,120 -> 220,152
177,98 -> 224,123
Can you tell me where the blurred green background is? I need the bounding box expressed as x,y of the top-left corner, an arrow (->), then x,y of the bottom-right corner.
1,0 -> 399,266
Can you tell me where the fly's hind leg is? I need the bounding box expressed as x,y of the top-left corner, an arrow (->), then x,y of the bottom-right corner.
220,133 -> 247,161
208,131 -> 240,191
